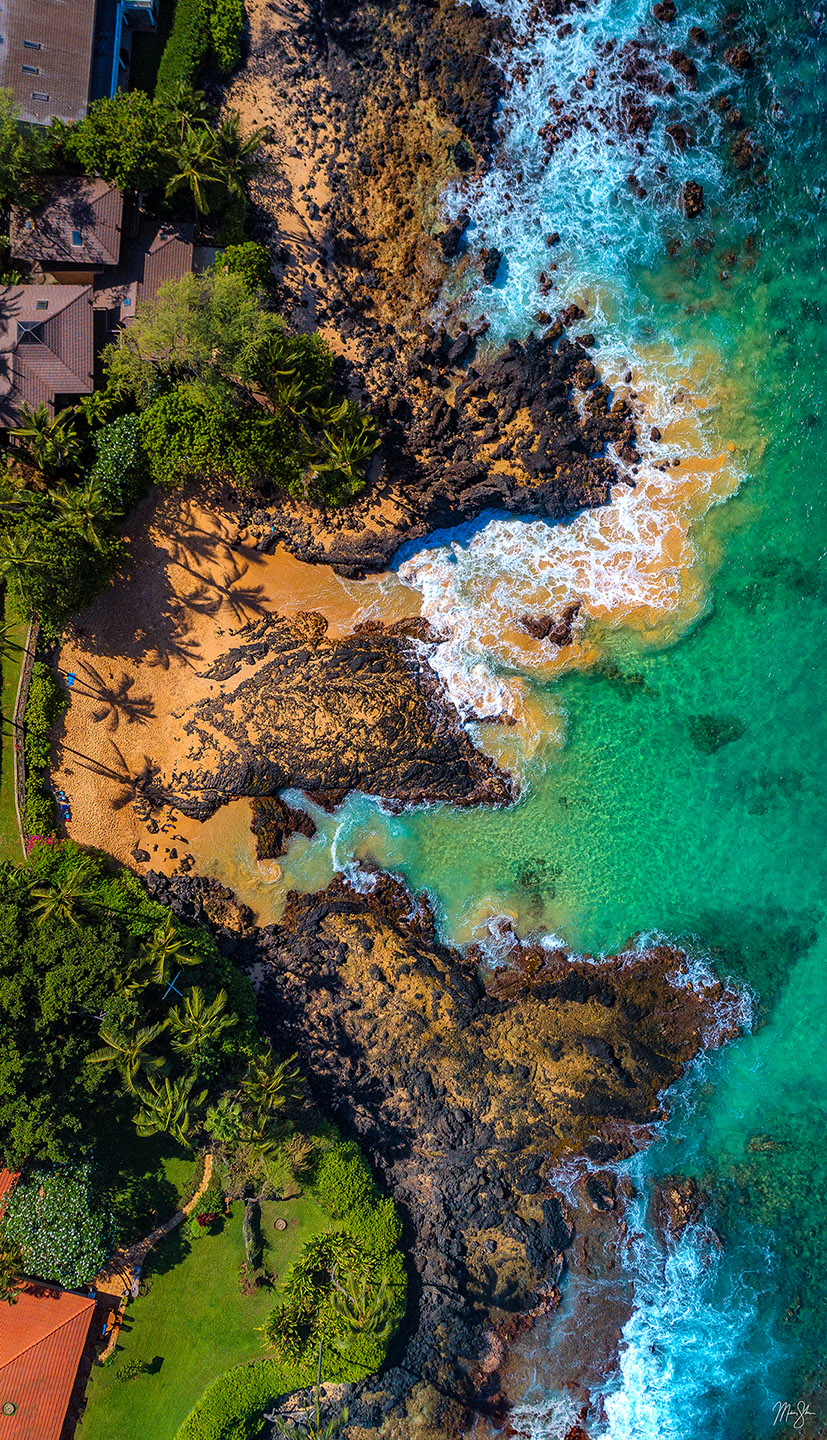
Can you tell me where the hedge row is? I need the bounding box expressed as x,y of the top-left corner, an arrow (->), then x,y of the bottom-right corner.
175,1359 -> 304,1440
155,0 -> 243,95
23,661 -> 66,837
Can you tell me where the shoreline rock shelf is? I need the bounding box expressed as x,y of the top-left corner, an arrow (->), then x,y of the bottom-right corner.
147,868 -> 742,1437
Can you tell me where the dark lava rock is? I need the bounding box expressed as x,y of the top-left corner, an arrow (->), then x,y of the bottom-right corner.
451,138 -> 475,172
439,209 -> 470,259
260,328 -> 637,575
653,0 -> 677,18
680,179 -> 705,217
666,122 -> 693,151
250,794 -> 316,860
481,245 -> 503,282
160,613 -> 515,818
652,1176 -> 709,1241
519,602 -> 582,646
668,49 -> 698,87
217,871 -> 741,1437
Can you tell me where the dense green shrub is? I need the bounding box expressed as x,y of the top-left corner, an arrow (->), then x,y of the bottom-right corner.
313,1141 -> 374,1219
175,1358 -> 299,1440
23,661 -> 67,837
209,0 -> 244,73
65,90 -> 172,191
155,0 -> 210,96
213,242 -> 271,292
90,415 -> 150,511
5,520 -> 123,639
3,1164 -> 114,1288
105,268 -> 379,502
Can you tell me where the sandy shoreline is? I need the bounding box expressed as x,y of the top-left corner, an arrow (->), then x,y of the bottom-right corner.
52,485 -> 419,880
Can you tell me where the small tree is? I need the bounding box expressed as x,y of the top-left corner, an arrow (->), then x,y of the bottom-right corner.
65,90 -> 172,192
0,1232 -> 23,1304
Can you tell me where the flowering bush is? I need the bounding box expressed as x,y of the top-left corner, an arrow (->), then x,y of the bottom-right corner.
3,1164 -> 114,1288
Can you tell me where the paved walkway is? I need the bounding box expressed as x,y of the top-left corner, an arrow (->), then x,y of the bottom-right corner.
94,1153 -> 214,1361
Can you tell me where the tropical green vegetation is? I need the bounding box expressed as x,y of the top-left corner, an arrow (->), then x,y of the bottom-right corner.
0,596 -> 26,863
22,660 -> 66,836
0,89 -> 59,208
63,86 -> 264,243
0,841 -> 254,1168
103,268 -> 380,500
155,0 -> 245,99
0,401 -> 126,635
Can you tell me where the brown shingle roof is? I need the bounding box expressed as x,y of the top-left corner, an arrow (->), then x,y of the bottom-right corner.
139,225 -> 195,310
0,286 -> 95,424
0,0 -> 97,126
10,178 -> 124,269
0,1284 -> 95,1440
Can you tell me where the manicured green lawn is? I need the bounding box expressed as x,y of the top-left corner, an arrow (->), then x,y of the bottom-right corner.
0,598 -> 27,863
78,1194 -> 329,1440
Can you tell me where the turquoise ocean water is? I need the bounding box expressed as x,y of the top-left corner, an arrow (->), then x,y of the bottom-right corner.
275,0 -> 827,1431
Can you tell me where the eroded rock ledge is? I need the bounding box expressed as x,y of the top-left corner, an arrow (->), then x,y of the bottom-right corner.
159,612 -> 513,820
253,325 -> 638,576
148,869 -> 740,1436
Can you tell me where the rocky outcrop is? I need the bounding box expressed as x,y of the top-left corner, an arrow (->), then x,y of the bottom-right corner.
159,612 -> 513,819
252,327 -> 638,575
146,869 -> 741,1436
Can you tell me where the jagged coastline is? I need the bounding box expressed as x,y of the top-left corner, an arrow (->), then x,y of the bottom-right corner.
147,868 -> 743,1436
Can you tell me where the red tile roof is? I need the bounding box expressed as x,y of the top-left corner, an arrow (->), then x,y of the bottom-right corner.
139,225 -> 195,310
0,1284 -> 95,1440
0,1171 -> 18,1210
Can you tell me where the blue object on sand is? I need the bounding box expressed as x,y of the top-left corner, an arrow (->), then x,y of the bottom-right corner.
66,673 -> 75,687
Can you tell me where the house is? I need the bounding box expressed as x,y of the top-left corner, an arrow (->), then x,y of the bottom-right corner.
0,286 -> 95,424
0,1282 -> 96,1440
93,221 -> 196,330
10,178 -> 125,282
0,0 -> 158,128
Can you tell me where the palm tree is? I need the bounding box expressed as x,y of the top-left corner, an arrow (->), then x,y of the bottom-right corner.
214,111 -> 269,202
169,985 -> 236,1061
8,404 -> 83,478
0,532 -> 46,595
204,1095 -> 244,1144
133,1072 -> 206,1146
242,1050 -> 303,1123
158,80 -> 214,136
28,863 -> 95,929
165,125 -> 222,219
302,408 -> 380,499
86,1020 -> 168,1093
51,480 -> 121,553
269,1341 -> 348,1440
140,912 -> 201,987
330,1269 -> 396,1354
